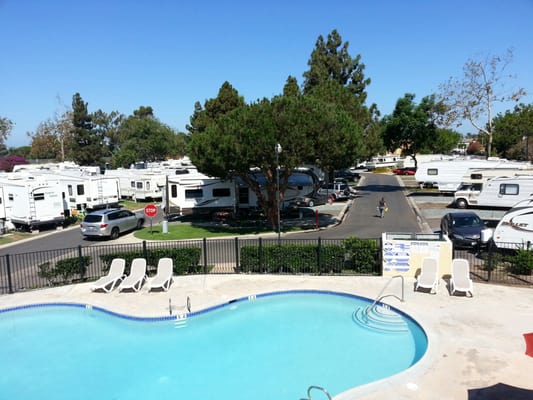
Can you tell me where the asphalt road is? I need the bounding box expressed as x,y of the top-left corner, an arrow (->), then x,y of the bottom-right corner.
0,173 -> 424,255
288,172 -> 422,239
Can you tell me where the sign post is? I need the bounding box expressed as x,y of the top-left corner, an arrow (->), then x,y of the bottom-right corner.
144,204 -> 158,234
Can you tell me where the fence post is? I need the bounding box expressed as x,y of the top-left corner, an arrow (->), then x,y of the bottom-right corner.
234,237 -> 239,272
258,237 -> 263,273
377,237 -> 383,275
78,245 -> 86,281
487,244 -> 494,282
317,237 -> 322,274
6,254 -> 13,294
142,241 -> 148,260
203,238 -> 208,274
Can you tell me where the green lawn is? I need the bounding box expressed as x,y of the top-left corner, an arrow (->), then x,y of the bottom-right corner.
134,222 -> 274,240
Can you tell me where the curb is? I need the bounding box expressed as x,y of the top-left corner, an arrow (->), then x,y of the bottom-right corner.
394,175 -> 433,234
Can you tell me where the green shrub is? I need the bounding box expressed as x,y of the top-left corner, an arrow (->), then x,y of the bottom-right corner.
343,236 -> 379,274
240,243 -> 345,274
38,256 -> 90,284
508,250 -> 533,275
99,247 -> 202,276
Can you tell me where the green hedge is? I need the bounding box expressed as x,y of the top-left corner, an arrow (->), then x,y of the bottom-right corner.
239,238 -> 379,274
38,256 -> 91,285
99,247 -> 202,276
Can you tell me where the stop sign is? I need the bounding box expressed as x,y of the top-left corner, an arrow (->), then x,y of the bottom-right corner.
144,204 -> 158,218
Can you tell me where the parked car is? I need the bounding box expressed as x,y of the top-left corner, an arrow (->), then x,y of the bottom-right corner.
317,183 -> 351,201
440,211 -> 492,248
334,169 -> 360,181
393,167 -> 417,175
288,193 -> 330,208
80,208 -> 145,240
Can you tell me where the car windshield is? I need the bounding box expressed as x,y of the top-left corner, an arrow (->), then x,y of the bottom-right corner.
454,216 -> 482,227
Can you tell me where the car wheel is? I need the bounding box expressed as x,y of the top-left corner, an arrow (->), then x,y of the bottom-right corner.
110,227 -> 120,240
455,198 -> 468,209
136,219 -> 144,230
308,200 -> 314,207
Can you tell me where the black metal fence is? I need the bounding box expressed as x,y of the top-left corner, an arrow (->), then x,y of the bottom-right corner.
1,237 -> 531,295
451,241 -> 533,286
0,237 -> 382,295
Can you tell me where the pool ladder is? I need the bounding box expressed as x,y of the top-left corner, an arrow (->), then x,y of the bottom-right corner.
301,385 -> 331,400
353,275 -> 408,333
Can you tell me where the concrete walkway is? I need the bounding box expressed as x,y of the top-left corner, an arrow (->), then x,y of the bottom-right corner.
1,275 -> 532,399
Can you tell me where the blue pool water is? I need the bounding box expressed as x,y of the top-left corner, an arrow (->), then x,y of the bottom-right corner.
0,291 -> 427,400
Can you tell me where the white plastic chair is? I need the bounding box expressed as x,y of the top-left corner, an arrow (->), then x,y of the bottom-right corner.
415,257 -> 439,294
118,258 -> 147,292
91,258 -> 126,293
450,258 -> 474,297
148,258 -> 174,292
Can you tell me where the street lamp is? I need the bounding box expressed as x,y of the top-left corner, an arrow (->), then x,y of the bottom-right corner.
275,143 -> 282,241
523,135 -> 529,162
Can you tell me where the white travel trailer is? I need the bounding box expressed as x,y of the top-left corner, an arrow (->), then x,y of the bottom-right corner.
492,198 -> 533,249
454,169 -> 533,208
163,173 -> 237,216
104,169 -> 166,201
20,170 -> 121,214
414,158 -> 531,192
164,168 -> 319,216
0,177 -> 65,231
365,155 -> 404,170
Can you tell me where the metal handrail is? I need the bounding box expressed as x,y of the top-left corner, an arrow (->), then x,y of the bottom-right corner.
307,385 -> 332,400
364,275 -> 405,316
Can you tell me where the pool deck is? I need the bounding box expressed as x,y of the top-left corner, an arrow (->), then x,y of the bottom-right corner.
1,274 -> 532,400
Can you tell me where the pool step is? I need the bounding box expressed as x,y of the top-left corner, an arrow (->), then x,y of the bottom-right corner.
174,314 -> 188,329
353,305 -> 409,333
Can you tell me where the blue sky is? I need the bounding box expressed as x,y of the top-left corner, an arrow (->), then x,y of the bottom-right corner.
1,0 -> 532,148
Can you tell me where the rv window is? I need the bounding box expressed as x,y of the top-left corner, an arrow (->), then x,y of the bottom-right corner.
185,189 -> 203,199
500,184 -> 519,196
212,188 -> 231,197
77,185 -> 84,195
68,185 -> 73,196
8,194 -> 13,201
136,182 -> 143,189
472,183 -> 483,191
33,193 -> 45,201
428,168 -> 438,176
170,184 -> 177,198
470,173 -> 483,180
130,181 -> 135,188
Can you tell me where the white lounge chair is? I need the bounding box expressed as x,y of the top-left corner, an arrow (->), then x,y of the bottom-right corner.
91,258 -> 126,293
118,258 -> 147,292
148,258 -> 174,292
450,258 -> 474,297
415,257 -> 439,294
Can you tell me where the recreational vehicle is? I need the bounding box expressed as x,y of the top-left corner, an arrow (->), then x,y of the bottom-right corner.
104,169 -> 166,201
18,170 -> 121,214
414,158 -> 531,192
454,169 -> 533,208
492,198 -> 533,249
0,177 -> 64,231
163,168 -> 319,216
365,155 -> 404,170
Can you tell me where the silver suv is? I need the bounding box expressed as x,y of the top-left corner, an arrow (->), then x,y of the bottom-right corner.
80,208 -> 145,240
317,183 -> 351,200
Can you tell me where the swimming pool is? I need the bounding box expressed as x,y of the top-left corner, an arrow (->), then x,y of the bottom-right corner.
0,291 -> 427,400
